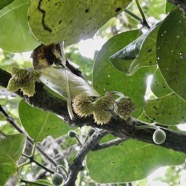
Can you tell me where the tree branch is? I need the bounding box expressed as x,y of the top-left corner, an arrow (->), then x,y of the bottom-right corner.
64,129 -> 108,186
92,137 -> 127,151
1,68 -> 186,154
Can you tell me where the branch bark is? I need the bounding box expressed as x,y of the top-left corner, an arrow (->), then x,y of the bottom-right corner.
1,68 -> 186,154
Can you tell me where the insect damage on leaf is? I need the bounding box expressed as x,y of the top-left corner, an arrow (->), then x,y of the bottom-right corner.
7,68 -> 40,97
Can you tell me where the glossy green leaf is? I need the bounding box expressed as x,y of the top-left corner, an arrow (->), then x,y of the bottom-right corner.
0,0 -> 39,52
151,68 -> 172,97
19,100 -> 71,142
110,24 -> 160,75
0,0 -> 14,10
157,9 -> 186,101
28,0 -> 131,45
0,134 -> 26,185
93,30 -> 156,118
144,93 -> 186,125
39,67 -> 99,100
87,139 -> 186,183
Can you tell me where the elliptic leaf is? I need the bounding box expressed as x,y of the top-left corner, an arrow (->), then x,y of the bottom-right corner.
144,93 -> 186,125
19,100 -> 71,142
157,9 -> 186,101
28,0 -> 132,45
0,0 -> 39,52
87,139 -> 186,183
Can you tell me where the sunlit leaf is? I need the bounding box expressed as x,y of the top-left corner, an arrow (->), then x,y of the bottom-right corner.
28,0 -> 132,45
19,100 -> 71,142
151,68 -> 172,98
87,139 -> 186,183
144,93 -> 186,125
0,0 -> 39,52
157,9 -> 186,101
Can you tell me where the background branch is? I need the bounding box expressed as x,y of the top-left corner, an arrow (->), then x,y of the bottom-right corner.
1,68 -> 186,155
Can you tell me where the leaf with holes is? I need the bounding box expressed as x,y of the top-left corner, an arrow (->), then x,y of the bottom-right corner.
157,9 -> 186,101
151,68 -> 172,98
28,0 -> 132,45
144,93 -> 186,125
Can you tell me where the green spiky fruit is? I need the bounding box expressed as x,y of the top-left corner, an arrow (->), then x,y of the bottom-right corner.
72,94 -> 94,117
114,97 -> 136,120
7,68 -> 40,96
153,129 -> 166,145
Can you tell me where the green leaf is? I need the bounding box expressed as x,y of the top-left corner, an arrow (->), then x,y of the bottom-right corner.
151,68 -> 172,98
144,93 -> 186,125
39,67 -> 99,100
19,100 -> 71,142
0,134 -> 26,185
0,134 -> 26,160
0,0 -> 14,10
157,9 -> 186,101
0,0 -> 39,52
93,30 -> 156,118
28,0 -> 132,45
0,154 -> 17,185
39,67 -> 99,119
87,139 -> 186,183
110,24 -> 160,75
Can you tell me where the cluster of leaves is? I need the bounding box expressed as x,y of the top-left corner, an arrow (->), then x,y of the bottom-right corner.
1,0 -> 186,185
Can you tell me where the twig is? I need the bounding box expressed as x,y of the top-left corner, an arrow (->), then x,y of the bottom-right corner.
64,129 -> 108,186
22,154 -> 54,174
135,0 -> 150,29
92,137 -> 128,151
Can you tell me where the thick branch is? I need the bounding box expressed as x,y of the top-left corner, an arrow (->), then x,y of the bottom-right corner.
1,68 -> 186,154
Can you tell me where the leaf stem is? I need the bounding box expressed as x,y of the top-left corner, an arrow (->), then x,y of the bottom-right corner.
135,0 -> 150,29
22,153 -> 54,174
